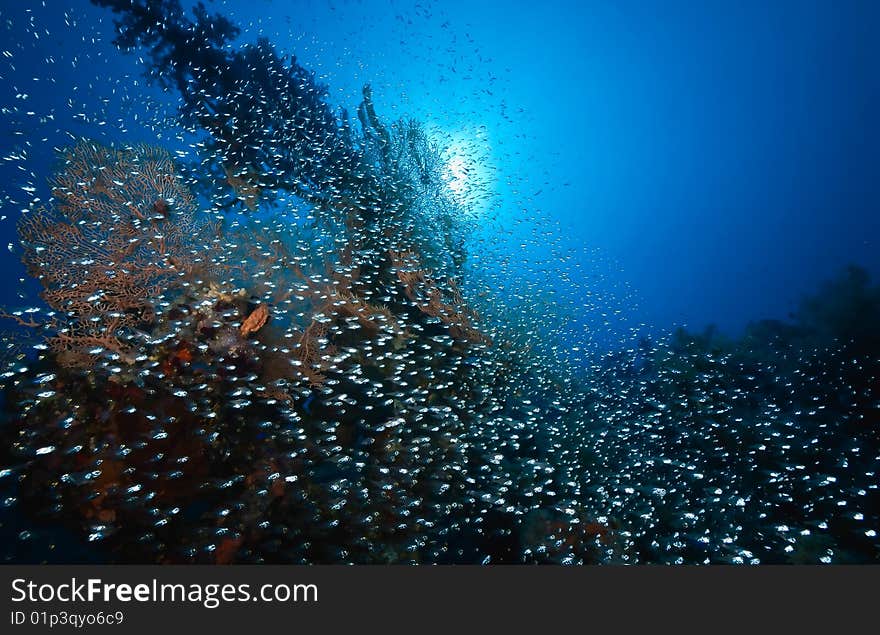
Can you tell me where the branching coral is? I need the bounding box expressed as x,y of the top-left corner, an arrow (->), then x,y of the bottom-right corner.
91,0 -> 468,278
15,141 -> 219,367
388,249 -> 489,345
285,267 -> 403,387
93,0 -> 364,217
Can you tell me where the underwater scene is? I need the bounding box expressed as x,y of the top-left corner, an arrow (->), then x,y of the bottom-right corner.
0,0 -> 877,565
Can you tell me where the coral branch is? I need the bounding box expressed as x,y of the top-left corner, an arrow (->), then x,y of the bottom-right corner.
17,141 -> 217,368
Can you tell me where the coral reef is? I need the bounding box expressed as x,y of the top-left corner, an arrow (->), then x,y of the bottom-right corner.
0,132 -> 520,564
0,0 -> 875,567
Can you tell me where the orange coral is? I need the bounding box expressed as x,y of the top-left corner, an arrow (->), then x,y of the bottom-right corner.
290,318 -> 334,387
240,303 -> 269,337
16,141 -> 217,368
388,249 -> 489,345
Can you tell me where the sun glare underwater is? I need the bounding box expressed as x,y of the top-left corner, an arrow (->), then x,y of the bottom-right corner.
0,0 -> 877,565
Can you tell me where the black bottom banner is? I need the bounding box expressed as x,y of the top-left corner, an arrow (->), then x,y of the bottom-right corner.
1,566 -> 877,632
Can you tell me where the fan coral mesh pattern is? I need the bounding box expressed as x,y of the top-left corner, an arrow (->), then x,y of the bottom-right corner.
17,141 -> 217,366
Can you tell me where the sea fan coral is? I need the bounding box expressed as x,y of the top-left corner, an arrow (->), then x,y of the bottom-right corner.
15,141 -> 219,367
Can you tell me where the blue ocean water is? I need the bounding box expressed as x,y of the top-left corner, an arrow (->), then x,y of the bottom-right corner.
0,0 -> 877,564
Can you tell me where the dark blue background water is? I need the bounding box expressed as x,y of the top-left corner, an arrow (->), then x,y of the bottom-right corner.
1,0 -> 878,336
